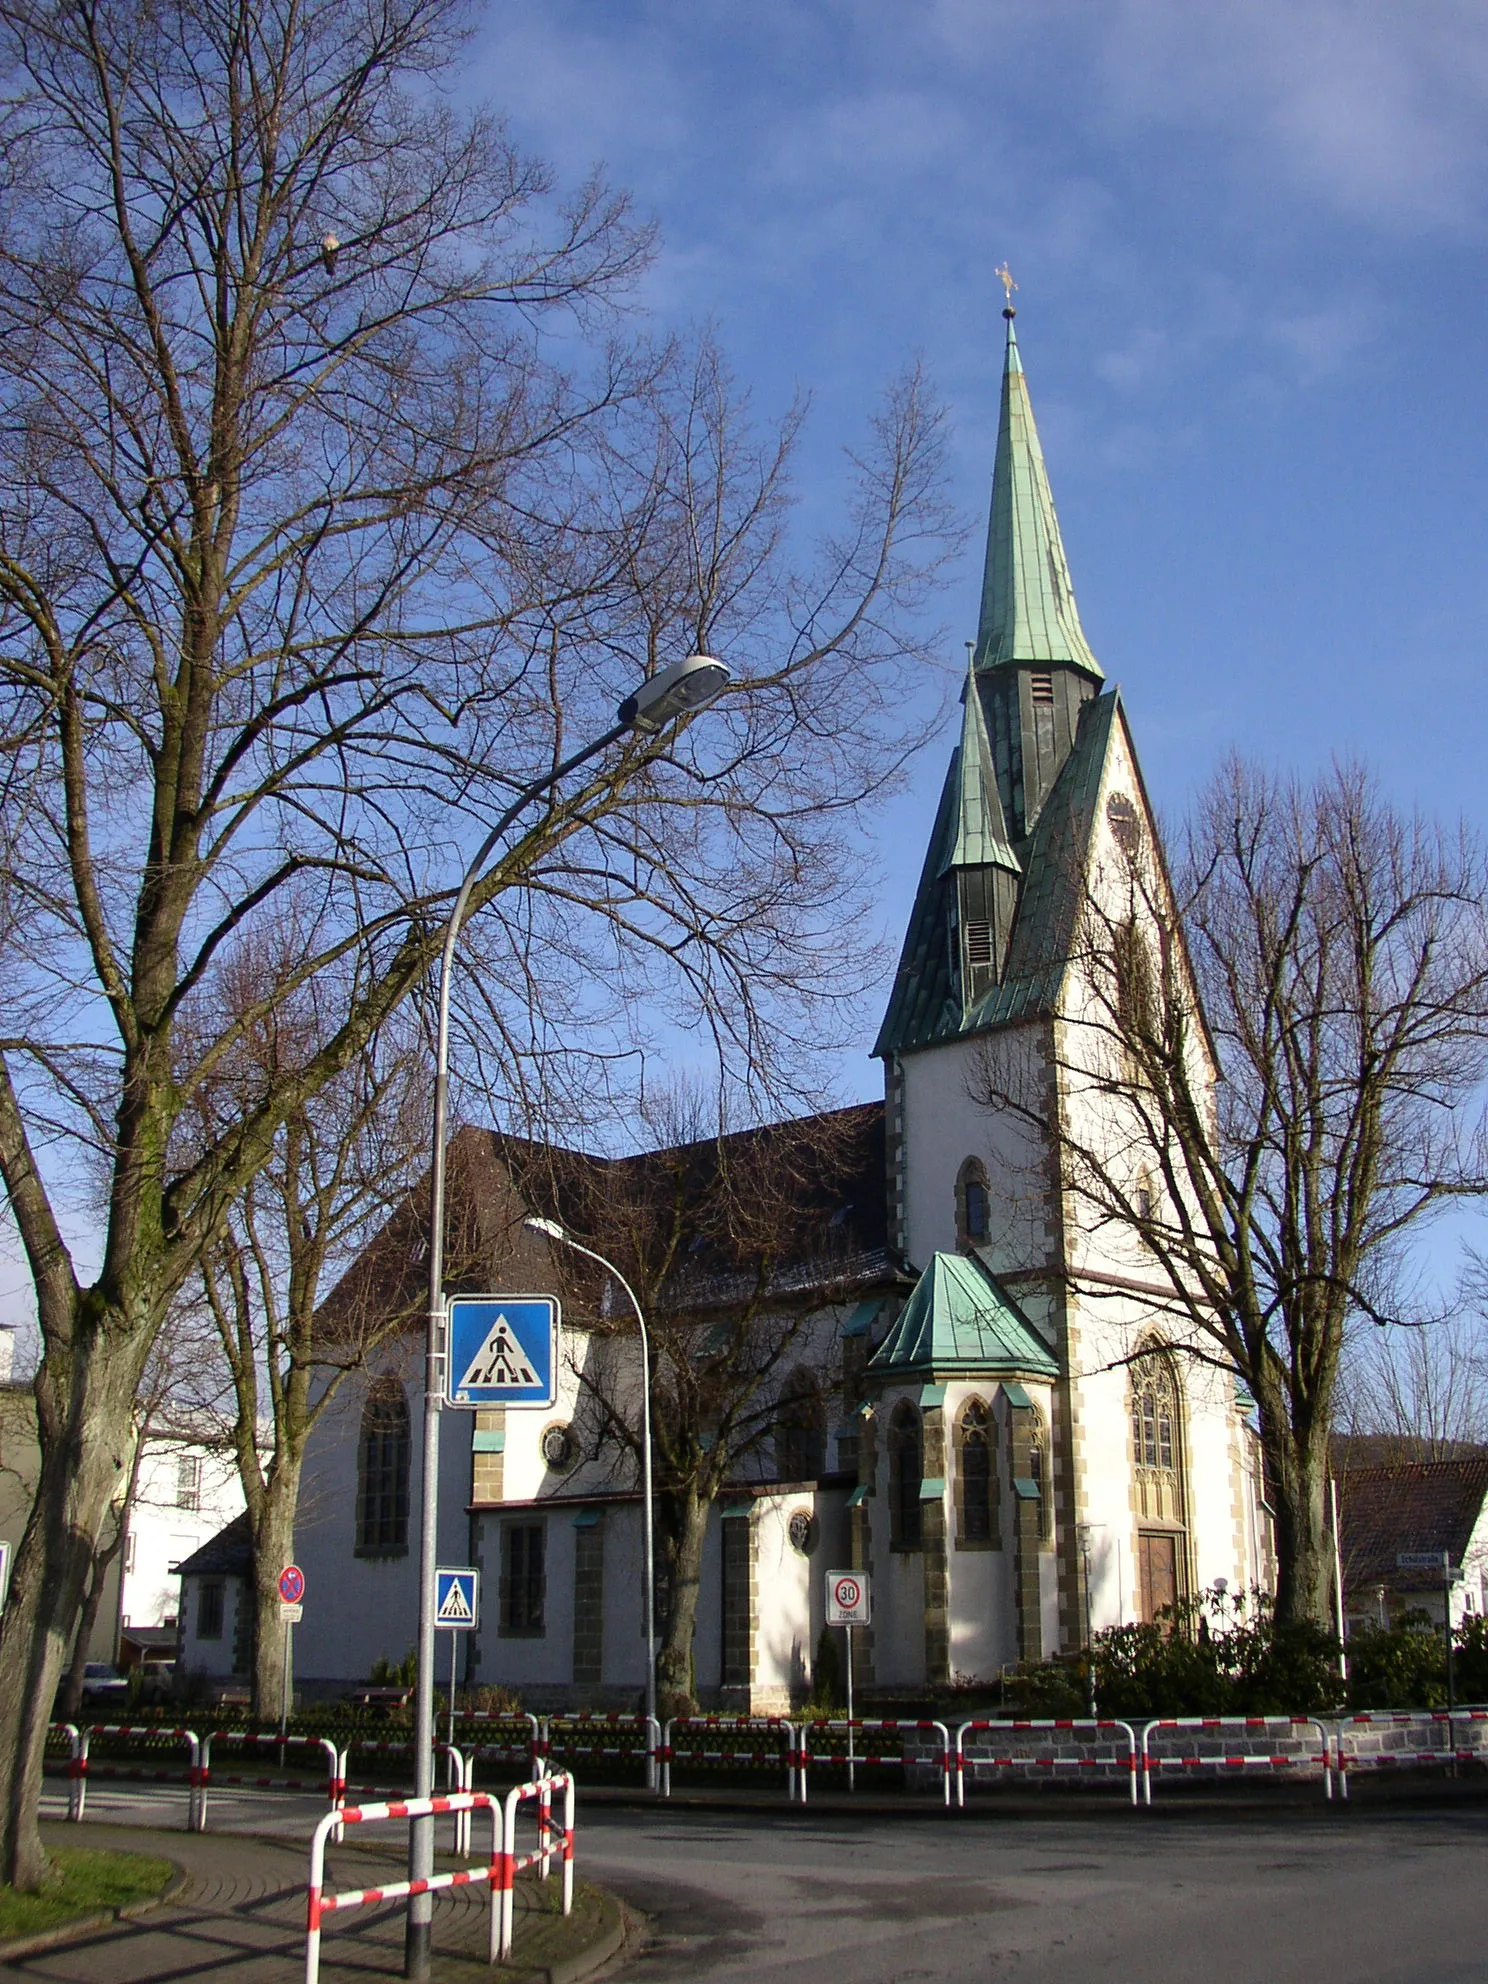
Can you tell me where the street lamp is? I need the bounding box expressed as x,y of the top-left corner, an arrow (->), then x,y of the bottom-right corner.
523,1218 -> 658,1783
405,653 -> 727,1979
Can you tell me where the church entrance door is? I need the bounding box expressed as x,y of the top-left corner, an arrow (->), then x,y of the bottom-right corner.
1137,1531 -> 1179,1623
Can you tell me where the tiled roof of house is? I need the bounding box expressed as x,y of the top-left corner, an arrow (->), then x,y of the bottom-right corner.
176,1510 -> 253,1578
1336,1458 -> 1488,1593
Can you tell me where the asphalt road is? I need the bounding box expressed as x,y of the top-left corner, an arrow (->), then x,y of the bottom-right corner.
581,1803 -> 1488,1984
39,1782 -> 1488,1983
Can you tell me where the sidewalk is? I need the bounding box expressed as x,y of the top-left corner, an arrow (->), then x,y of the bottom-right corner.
1,1823 -> 628,1983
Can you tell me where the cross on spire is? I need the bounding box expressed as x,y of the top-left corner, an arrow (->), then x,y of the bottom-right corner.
995,261 -> 1017,318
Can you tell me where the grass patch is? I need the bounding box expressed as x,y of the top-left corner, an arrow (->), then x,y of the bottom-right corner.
0,1845 -> 174,1943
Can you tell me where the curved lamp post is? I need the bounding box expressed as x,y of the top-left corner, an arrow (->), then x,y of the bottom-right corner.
523,1218 -> 658,1781
406,654 -> 728,1978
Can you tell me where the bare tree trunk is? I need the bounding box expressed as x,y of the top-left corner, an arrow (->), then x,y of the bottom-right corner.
1256,1374 -> 1333,1628
656,1489 -> 709,1719
249,1465 -> 303,1721
62,1522 -> 124,1719
0,1356 -> 136,1886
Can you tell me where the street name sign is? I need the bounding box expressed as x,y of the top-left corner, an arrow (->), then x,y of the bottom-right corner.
1397,1551 -> 1452,1570
826,1569 -> 872,1627
446,1294 -> 558,1408
435,1567 -> 480,1631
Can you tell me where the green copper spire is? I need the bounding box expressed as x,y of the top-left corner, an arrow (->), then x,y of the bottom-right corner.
974,311 -> 1103,680
941,652 -> 1020,877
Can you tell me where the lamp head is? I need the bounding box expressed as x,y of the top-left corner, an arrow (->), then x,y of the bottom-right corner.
524,1215 -> 565,1240
617,654 -> 730,735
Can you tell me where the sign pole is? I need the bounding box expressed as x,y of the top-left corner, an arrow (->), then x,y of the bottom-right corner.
845,1624 -> 855,1793
280,1616 -> 291,1747
1446,1565 -> 1457,1714
447,1630 -> 457,1768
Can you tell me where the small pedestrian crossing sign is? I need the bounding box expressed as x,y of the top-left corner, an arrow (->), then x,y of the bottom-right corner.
446,1294 -> 558,1408
435,1567 -> 480,1631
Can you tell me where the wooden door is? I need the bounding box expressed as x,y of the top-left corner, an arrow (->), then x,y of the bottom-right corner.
1138,1531 -> 1179,1623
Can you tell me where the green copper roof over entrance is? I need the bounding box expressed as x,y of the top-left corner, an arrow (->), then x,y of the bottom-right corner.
867,1251 -> 1057,1378
974,315 -> 1103,681
940,656 -> 1020,877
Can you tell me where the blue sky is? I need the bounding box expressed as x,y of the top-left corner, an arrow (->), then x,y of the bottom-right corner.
471,0 -> 1488,1105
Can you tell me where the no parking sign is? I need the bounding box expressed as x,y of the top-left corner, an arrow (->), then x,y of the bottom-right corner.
826,1569 -> 871,1626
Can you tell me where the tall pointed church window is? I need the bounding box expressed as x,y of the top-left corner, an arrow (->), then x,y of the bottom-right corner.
1129,1348 -> 1188,1618
889,1402 -> 923,1550
956,1398 -> 1000,1547
356,1376 -> 410,1557
775,1369 -> 826,1482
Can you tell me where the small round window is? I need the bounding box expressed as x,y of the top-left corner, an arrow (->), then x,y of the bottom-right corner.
787,1509 -> 817,1556
541,1423 -> 575,1472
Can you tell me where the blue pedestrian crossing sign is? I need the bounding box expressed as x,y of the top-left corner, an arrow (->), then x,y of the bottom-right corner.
435,1567 -> 480,1632
445,1294 -> 559,1409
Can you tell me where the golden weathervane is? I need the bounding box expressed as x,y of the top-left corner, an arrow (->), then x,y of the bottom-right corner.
995,261 -> 1017,309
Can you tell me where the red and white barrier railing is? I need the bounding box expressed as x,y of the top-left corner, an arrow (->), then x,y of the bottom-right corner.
198,1731 -> 342,1829
67,1723 -> 205,1830
954,1718 -> 1140,1807
1331,1709 -> 1488,1798
661,1716 -> 801,1802
498,1774 -> 575,1959
542,1712 -> 661,1790
799,1720 -> 952,1806
456,1710 -> 544,1780
302,1774 -> 575,1984
1139,1717 -> 1333,1805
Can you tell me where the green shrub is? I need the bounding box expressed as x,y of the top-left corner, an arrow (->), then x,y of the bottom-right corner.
1345,1613 -> 1447,1709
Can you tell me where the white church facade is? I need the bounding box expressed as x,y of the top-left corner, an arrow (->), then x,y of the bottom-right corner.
182,309 -> 1273,1707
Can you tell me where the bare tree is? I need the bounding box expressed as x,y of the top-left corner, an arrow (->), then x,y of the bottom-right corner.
530,1088 -> 881,1716
974,759 -> 1488,1628
1335,1311 -> 1488,1463
191,933 -> 432,1719
0,0 -> 950,1882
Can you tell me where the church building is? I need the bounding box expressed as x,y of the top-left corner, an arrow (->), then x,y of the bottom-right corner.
189,307 -> 1271,1707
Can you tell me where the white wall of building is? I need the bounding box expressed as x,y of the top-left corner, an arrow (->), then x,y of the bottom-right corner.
123,1436 -> 243,1635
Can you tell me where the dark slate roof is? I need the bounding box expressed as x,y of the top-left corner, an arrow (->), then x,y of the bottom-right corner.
176,1511 -> 253,1579
1336,1459 -> 1488,1593
874,689 -> 1122,1057
321,1102 -> 904,1339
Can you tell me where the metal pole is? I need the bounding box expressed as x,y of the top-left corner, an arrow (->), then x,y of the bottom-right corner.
280,1618 -> 291,1746
1082,1538 -> 1096,1717
447,1630 -> 457,1769
1328,1475 -> 1347,1683
406,722 -> 626,1979
1446,1566 -> 1457,1714
845,1625 -> 855,1793
539,1234 -> 657,1785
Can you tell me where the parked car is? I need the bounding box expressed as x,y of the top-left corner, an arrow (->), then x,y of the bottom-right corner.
77,1662 -> 129,1711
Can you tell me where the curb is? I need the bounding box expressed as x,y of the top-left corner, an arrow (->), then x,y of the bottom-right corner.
542,1890 -> 636,1984
0,1862 -> 187,1963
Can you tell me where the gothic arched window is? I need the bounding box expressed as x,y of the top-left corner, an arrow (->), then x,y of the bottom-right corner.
775,1369 -> 827,1482
956,1157 -> 990,1249
956,1397 -> 1000,1547
889,1401 -> 923,1550
1129,1348 -> 1188,1621
356,1377 -> 410,1557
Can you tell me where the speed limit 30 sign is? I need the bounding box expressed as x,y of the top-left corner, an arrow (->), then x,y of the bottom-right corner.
826,1569 -> 871,1626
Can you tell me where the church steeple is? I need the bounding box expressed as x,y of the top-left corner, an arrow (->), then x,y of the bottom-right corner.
941,650 -> 1020,1006
974,309 -> 1102,680
974,294 -> 1103,843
